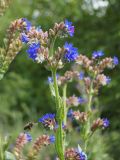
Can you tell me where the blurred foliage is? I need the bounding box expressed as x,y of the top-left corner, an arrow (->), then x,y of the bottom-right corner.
0,0 -> 12,16
0,0 -> 120,159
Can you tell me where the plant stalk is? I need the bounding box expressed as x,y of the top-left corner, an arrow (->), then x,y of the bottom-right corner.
62,84 -> 67,152
84,80 -> 93,152
63,84 -> 67,125
52,69 -> 65,160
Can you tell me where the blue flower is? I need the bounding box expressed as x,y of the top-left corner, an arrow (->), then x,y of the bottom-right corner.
106,76 -> 111,84
79,71 -> 84,80
22,18 -> 32,31
92,50 -> 104,58
78,97 -> 86,104
79,151 -> 87,160
54,122 -> 66,130
65,19 -> 74,37
27,42 -> 40,60
48,74 -> 59,84
21,33 -> 29,43
64,42 -> 78,62
25,133 -> 32,142
67,109 -> 73,118
113,56 -> 119,65
48,77 -> 53,84
39,113 -> 55,123
38,113 -> 56,130
103,118 -> 110,128
49,135 -> 55,143
77,145 -> 87,160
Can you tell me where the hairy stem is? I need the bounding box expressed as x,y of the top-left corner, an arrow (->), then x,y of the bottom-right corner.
52,69 -> 65,160
84,80 -> 93,152
63,84 -> 67,125
63,84 -> 67,152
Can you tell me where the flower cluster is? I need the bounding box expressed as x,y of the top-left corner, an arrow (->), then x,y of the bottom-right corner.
20,19 -> 49,63
47,70 -> 81,86
38,113 -> 56,130
28,135 -> 55,159
96,74 -> 111,86
92,50 -> 104,59
4,18 -> 118,160
91,118 -> 110,132
0,18 -> 25,79
75,54 -> 119,94
19,18 -> 78,70
64,42 -> 78,62
68,109 -> 88,123
65,147 -> 87,160
32,134 -> 55,150
66,95 -> 86,107
76,53 -> 119,74
57,70 -> 79,85
13,133 -> 32,159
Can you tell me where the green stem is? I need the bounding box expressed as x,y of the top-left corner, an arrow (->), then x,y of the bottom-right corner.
52,69 -> 60,109
63,84 -> 67,125
63,84 -> 67,152
84,80 -> 94,152
0,137 -> 5,160
52,69 -> 65,160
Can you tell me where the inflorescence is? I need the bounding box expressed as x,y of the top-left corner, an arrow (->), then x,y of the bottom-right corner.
2,17 -> 118,160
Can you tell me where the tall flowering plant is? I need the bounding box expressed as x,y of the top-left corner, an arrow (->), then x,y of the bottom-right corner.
0,18 -> 118,160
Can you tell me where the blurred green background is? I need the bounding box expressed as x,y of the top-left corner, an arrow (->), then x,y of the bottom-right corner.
0,0 -> 120,159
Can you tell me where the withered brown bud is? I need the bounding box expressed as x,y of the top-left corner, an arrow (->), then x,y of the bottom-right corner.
54,47 -> 65,61
36,46 -> 49,63
27,28 -> 48,45
49,29 -> 55,37
73,111 -> 88,123
53,22 -> 65,34
98,57 -> 113,73
76,55 -> 92,69
66,95 -> 80,107
13,133 -> 28,160
59,22 -> 65,30
57,71 -> 79,85
84,77 -> 91,93
28,135 -> 53,159
0,37 -> 22,77
96,74 -> 108,86
91,118 -> 103,132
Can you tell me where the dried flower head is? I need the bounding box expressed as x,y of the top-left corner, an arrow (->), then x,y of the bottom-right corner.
65,147 -> 87,160
28,135 -> 55,159
66,95 -> 86,107
76,55 -> 92,69
96,74 -> 111,86
57,70 -> 79,85
91,118 -> 110,131
13,133 -> 32,159
72,111 -> 88,123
